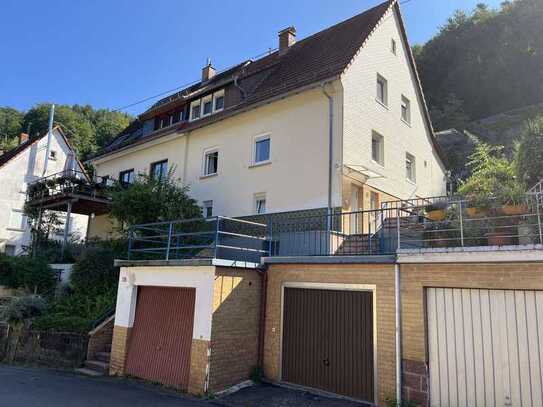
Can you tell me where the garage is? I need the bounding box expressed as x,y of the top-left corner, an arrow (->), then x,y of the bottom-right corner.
281,286 -> 375,402
427,288 -> 543,407
125,286 -> 196,390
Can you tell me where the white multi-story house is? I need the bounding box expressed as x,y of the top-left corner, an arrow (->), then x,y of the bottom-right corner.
85,0 -> 446,237
0,128 -> 88,255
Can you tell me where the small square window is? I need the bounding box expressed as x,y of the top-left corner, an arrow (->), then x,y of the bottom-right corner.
8,209 -> 26,231
406,153 -> 416,183
371,131 -> 384,166
376,74 -> 388,106
254,136 -> 270,164
204,150 -> 219,176
203,200 -> 213,218
4,244 -> 16,256
401,95 -> 411,124
119,169 -> 135,185
191,102 -> 201,121
150,160 -> 168,180
254,193 -> 266,214
391,39 -> 397,55
49,150 -> 57,160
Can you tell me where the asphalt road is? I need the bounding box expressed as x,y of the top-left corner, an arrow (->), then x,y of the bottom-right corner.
0,365 -> 206,407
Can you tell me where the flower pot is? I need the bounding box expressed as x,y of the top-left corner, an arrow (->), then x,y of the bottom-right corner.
500,204 -> 528,216
486,231 -> 513,246
466,207 -> 489,218
426,209 -> 446,222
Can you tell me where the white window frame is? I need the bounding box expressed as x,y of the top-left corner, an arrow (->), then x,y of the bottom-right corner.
254,193 -> 267,214
201,95 -> 213,118
252,134 -> 271,166
371,131 -> 384,167
202,148 -> 219,177
213,90 -> 225,113
8,209 -> 27,232
376,74 -> 388,107
203,200 -> 213,218
190,100 -> 201,122
49,150 -> 57,161
401,95 -> 411,125
406,152 -> 416,183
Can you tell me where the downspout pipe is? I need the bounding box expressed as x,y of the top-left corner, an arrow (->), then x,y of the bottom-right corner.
395,263 -> 402,405
43,104 -> 55,176
321,82 -> 334,244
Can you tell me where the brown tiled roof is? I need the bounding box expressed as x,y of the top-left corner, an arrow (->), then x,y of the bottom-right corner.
92,1 -> 397,160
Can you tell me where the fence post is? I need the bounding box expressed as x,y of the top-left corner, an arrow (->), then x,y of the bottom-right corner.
268,217 -> 273,256
368,213 -> 372,254
459,200 -> 465,247
214,217 -> 220,259
127,227 -> 133,260
537,197 -> 543,245
396,208 -> 401,251
165,222 -> 173,261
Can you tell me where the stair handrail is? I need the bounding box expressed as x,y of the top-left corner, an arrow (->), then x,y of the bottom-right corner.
90,306 -> 115,332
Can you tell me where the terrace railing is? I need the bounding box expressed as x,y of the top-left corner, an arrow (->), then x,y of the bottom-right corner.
127,216 -> 269,266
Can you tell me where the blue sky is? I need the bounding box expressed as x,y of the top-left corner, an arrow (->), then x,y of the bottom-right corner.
1,0 -> 502,116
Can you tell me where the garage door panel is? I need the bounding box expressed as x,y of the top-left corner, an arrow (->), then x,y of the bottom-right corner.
125,286 -> 195,390
282,288 -> 373,402
428,288 -> 543,407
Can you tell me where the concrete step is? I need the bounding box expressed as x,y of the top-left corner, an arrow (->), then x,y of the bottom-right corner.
75,367 -> 104,377
95,352 -> 111,363
84,360 -> 109,374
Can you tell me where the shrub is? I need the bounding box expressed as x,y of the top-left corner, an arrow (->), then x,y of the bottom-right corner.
0,254 -> 56,294
70,247 -> 119,297
1,295 -> 47,323
515,117 -> 543,188
32,314 -> 92,333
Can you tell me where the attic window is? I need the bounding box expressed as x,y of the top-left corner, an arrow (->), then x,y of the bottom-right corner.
49,150 -> 57,160
190,101 -> 201,121
391,39 -> 397,55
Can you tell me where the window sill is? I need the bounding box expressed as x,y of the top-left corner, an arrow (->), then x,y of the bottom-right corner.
249,160 -> 271,169
6,227 -> 25,232
401,119 -> 411,127
200,173 -> 218,180
375,99 -> 389,110
406,178 -> 417,186
371,160 -> 385,169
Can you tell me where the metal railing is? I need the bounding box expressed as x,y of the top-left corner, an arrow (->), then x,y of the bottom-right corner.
26,169 -> 111,203
397,194 -> 543,250
128,216 -> 269,265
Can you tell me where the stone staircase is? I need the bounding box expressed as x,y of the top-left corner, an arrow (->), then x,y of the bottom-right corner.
76,315 -> 114,377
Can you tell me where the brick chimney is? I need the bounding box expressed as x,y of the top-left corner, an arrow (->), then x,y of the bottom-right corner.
18,133 -> 29,145
202,58 -> 216,82
279,26 -> 296,52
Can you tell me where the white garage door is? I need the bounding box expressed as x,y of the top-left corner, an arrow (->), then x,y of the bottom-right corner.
427,288 -> 543,407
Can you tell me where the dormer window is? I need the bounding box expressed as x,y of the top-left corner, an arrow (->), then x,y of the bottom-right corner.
189,89 -> 225,122
190,101 -> 201,121
202,95 -> 213,117
213,90 -> 225,112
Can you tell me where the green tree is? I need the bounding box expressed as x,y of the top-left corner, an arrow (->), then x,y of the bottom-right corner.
109,170 -> 202,233
0,107 -> 24,150
515,116 -> 543,188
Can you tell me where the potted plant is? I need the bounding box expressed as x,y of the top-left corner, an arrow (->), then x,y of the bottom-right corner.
465,194 -> 493,218
498,183 -> 528,216
425,200 -> 448,221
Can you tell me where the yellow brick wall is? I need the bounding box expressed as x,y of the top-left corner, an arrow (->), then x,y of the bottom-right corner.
188,339 -> 211,395
263,263 -> 396,406
208,267 -> 262,392
109,325 -> 131,375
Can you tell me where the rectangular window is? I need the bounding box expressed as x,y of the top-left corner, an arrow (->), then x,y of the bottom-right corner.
401,95 -> 411,124
190,101 -> 201,121
371,131 -> 384,166
376,74 -> 388,106
49,150 -> 57,160
213,90 -> 225,112
203,200 -> 213,218
119,169 -> 135,185
254,135 -> 271,164
150,160 -> 168,180
202,97 -> 213,116
254,193 -> 266,214
391,38 -> 397,55
8,209 -> 26,231
406,153 -> 416,183
4,245 -> 16,256
203,150 -> 219,176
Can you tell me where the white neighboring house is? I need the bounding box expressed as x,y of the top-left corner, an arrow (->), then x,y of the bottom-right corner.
0,128 -> 88,255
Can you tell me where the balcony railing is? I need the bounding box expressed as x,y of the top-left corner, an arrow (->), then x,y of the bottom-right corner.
127,216 -> 269,266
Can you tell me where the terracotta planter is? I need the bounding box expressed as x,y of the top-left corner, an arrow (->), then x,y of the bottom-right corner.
426,209 -> 446,222
500,204 -> 528,216
486,231 -> 513,246
466,207 -> 489,218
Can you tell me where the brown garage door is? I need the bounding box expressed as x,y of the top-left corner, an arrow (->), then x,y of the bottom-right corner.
282,287 -> 374,402
125,286 -> 196,390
